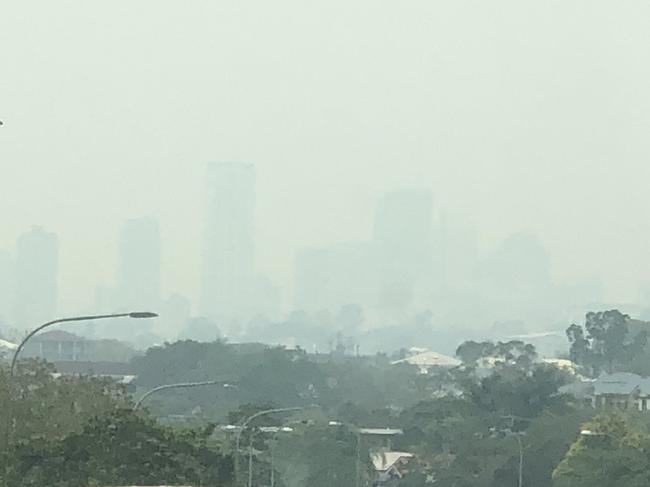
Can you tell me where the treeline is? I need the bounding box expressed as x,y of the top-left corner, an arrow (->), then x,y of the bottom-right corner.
5,309 -> 650,486
0,361 -> 233,487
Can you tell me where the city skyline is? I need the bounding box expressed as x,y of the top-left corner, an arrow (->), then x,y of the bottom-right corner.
0,178 -> 643,341
4,1 -> 650,318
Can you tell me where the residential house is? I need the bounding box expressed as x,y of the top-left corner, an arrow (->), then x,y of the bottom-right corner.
22,330 -> 86,361
21,330 -> 136,362
371,451 -> 414,487
51,361 -> 138,393
391,350 -> 461,374
589,372 -> 650,411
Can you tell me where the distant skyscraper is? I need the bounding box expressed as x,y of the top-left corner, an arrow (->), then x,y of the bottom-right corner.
117,217 -> 161,311
0,250 -> 13,325
374,189 -> 433,276
201,162 -> 255,320
373,189 -> 433,313
13,226 -> 58,328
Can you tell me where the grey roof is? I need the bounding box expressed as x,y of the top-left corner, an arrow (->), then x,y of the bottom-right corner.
593,373 -> 650,396
357,428 -> 404,436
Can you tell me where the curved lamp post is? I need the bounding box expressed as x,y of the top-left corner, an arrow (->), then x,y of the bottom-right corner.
247,425 -> 295,487
10,311 -> 158,378
328,420 -> 363,487
134,380 -> 235,411
235,406 -> 320,486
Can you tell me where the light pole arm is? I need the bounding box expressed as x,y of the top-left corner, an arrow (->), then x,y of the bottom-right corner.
235,407 -> 307,452
10,313 -> 136,377
234,405 -> 318,486
133,380 -> 233,410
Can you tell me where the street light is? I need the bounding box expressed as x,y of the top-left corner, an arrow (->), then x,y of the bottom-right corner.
234,405 -> 320,487
489,420 -> 527,487
246,425 -> 296,487
134,380 -> 235,411
9,312 -> 158,378
580,429 -> 605,437
328,420 -> 364,487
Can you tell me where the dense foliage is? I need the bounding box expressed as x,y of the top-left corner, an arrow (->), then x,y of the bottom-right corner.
566,310 -> 649,376
553,413 -> 650,487
0,360 -> 233,487
9,309 -> 650,486
4,410 -> 233,487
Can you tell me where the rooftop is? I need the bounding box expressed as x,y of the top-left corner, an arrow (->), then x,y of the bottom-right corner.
370,451 -> 414,472
593,372 -> 650,396
53,361 -> 134,376
391,350 -> 461,368
32,330 -> 85,342
357,428 -> 404,436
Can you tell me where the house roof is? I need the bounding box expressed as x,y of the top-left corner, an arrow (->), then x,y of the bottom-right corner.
593,372 -> 650,396
0,338 -> 18,350
32,330 -> 85,342
53,361 -> 134,376
51,373 -> 137,384
371,451 -> 414,472
391,351 -> 461,368
357,428 -> 404,436
542,358 -> 577,372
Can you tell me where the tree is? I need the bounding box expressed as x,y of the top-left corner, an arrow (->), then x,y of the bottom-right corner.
461,363 -> 568,418
273,424 -> 369,487
0,359 -> 130,453
4,409 -> 234,487
552,413 -> 650,487
566,324 -> 590,368
456,340 -> 537,369
456,341 -> 496,365
566,310 -> 648,376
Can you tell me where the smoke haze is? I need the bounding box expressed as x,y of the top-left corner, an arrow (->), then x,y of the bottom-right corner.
2,1 -> 650,326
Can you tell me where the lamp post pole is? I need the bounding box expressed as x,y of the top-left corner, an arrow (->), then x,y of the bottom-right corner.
516,433 -> 523,487
235,406 -> 317,486
133,380 -> 235,411
10,312 -> 158,378
5,311 -> 158,448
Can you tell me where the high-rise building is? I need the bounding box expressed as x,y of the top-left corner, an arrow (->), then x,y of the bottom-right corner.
373,189 -> 434,313
0,250 -> 13,326
117,217 -> 161,311
13,226 -> 58,328
201,162 -> 255,320
374,189 -> 433,277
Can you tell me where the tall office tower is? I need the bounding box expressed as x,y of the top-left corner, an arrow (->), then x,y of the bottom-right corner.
373,189 -> 433,313
117,217 -> 162,311
478,232 -> 555,328
0,250 -> 13,325
13,226 -> 58,328
437,210 -> 478,290
201,162 -> 256,320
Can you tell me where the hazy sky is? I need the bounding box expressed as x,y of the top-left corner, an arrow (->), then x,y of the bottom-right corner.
2,1 -> 650,313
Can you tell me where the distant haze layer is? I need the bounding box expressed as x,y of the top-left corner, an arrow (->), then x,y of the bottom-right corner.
1,1 -> 650,314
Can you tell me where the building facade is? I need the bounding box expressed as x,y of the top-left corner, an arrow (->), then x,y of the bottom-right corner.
13,226 -> 58,328
117,216 -> 162,311
201,162 -> 256,321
